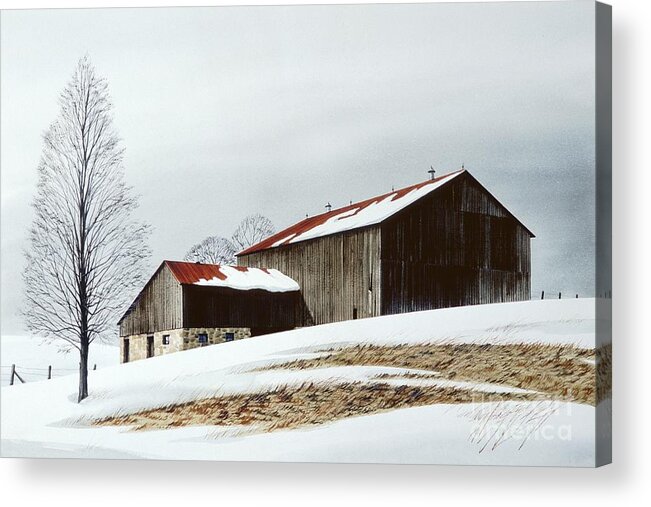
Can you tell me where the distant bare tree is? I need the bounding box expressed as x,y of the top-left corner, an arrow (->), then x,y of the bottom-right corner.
22,56 -> 151,402
184,236 -> 237,265
231,214 -> 275,251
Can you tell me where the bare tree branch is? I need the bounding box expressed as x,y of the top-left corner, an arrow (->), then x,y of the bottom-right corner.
184,236 -> 237,265
231,214 -> 275,252
22,56 -> 151,402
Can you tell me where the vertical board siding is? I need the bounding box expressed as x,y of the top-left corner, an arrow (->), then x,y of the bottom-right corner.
182,286 -> 301,330
238,227 -> 382,326
380,172 -> 532,315
119,265 -> 183,336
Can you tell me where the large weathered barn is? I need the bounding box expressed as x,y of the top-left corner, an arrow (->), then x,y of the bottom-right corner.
237,169 -> 534,326
118,261 -> 301,362
119,168 -> 533,361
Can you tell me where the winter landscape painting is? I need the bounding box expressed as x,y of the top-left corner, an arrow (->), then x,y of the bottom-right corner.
0,1 -> 611,466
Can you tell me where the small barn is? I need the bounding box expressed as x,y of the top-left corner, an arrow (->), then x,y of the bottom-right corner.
237,168 -> 534,326
118,261 -> 301,362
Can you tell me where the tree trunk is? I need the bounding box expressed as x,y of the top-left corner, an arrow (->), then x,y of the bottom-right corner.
78,334 -> 89,402
22,58 -> 151,403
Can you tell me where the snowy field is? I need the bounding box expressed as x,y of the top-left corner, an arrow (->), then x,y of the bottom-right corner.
0,299 -> 609,466
1,335 -> 119,387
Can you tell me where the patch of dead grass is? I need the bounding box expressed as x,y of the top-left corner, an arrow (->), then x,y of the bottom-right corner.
263,342 -> 606,405
596,343 -> 612,402
95,341 -> 611,434
95,381 -> 543,432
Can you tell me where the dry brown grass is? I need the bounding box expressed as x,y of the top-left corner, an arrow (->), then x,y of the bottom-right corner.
374,371 -> 441,380
596,343 -> 612,402
95,341 -> 611,434
264,342 -> 603,405
95,381 -> 543,432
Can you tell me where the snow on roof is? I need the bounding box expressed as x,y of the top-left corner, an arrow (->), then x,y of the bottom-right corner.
238,169 -> 465,256
165,261 -> 299,293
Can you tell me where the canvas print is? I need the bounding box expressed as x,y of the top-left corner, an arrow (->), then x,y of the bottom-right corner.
0,1 -> 611,466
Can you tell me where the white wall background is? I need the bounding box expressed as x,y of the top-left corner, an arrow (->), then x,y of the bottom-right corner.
0,0 -> 648,505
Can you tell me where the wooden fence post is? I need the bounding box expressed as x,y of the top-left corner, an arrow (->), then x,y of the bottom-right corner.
576,294 -> 579,298
12,369 -> 24,384
10,364 -> 15,386
541,290 -> 545,300
48,365 -> 52,380
93,364 -> 97,371
558,292 -> 562,299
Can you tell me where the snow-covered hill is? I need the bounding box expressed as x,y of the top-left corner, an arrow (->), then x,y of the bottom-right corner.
0,299 -> 610,466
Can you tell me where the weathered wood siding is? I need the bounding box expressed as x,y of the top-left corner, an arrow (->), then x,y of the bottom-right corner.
182,285 -> 301,332
119,265 -> 183,337
238,227 -> 382,325
380,172 -> 531,314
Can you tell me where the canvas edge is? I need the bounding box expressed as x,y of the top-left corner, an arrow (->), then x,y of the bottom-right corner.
595,0 -> 612,468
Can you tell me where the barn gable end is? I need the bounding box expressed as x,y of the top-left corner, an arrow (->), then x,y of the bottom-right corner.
119,262 -> 183,337
380,171 -> 532,315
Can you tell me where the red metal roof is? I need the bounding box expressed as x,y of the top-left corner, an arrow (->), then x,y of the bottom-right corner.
164,261 -> 262,285
237,169 -> 466,256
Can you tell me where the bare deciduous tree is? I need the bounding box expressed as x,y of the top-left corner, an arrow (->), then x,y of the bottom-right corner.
231,214 -> 275,251
184,236 -> 237,265
22,56 -> 151,402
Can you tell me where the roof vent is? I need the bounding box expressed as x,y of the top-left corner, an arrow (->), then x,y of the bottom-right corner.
325,202 -> 332,213
428,166 -> 436,180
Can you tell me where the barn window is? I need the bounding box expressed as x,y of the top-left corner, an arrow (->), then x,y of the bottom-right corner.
162,335 -> 170,346
198,333 -> 209,346
224,332 -> 235,342
353,308 -> 358,320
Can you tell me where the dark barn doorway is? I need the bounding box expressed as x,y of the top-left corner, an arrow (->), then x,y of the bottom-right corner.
147,336 -> 154,358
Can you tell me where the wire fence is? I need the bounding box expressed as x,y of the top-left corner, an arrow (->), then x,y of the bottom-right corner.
537,290 -> 612,300
1,363 -> 96,386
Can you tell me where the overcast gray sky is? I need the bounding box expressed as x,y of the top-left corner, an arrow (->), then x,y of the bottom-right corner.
1,2 -> 596,335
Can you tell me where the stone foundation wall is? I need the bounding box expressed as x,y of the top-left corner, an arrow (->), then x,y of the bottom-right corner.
181,327 -> 251,350
120,327 -> 251,363
120,329 -> 185,363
